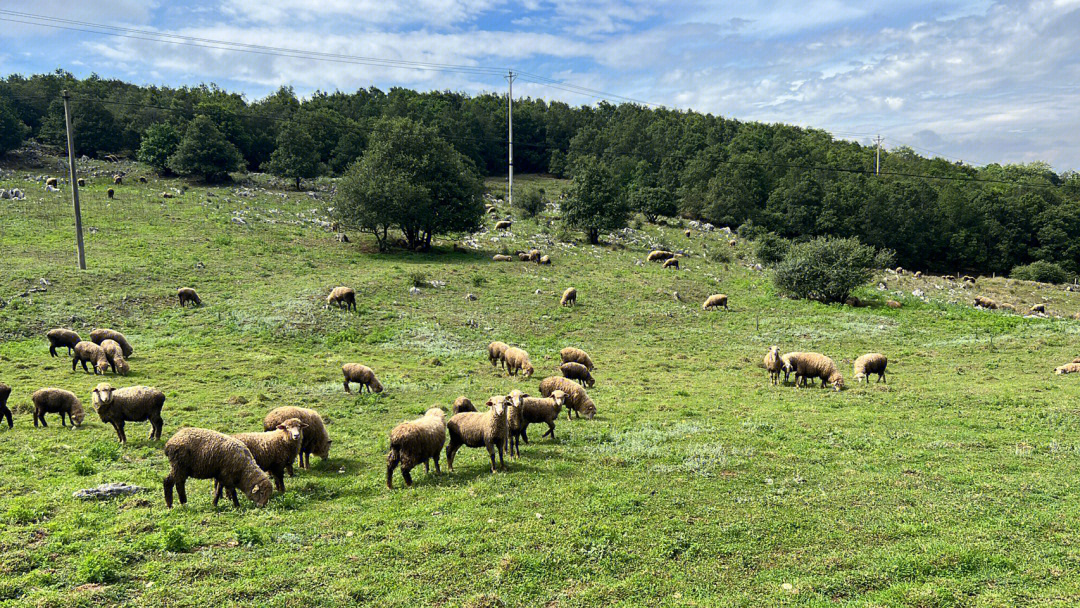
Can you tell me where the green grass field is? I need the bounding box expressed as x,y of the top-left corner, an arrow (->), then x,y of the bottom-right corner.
2,157 -> 1080,607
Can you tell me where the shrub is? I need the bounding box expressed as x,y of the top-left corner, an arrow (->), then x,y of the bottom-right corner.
514,188 -> 545,218
158,524 -> 193,553
754,232 -> 791,267
78,552 -> 121,584
737,221 -> 767,241
89,440 -> 121,462
235,525 -> 265,547
167,115 -> 244,182
1010,260 -> 1070,284
0,97 -> 28,156
72,456 -> 97,476
773,236 -> 893,303
137,122 -> 180,174
629,186 -> 676,223
407,271 -> 427,288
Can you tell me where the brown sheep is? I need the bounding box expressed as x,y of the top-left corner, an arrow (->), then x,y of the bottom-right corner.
518,252 -> 532,261
177,287 -> 202,307
702,294 -> 728,310
561,287 -> 577,307
446,395 -> 509,473
163,428 -> 273,509
538,255 -> 551,265
100,339 -> 130,376
1030,303 -> 1046,314
264,406 -> 331,470
31,388 -> 85,427
228,418 -> 307,493
684,229 -> 691,237
107,188 -> 114,199
77,178 -> 85,187
538,376 -> 596,420
72,341 -> 110,375
387,407 -> 447,488
326,286 -> 356,311
91,383 -> 165,442
45,177 -> 58,188
519,390 -> 566,441
495,220 -> 512,231
560,362 -> 595,387
1055,363 -> 1080,375
113,175 -> 122,185
647,250 -> 675,262
503,347 -> 535,378
0,382 -> 12,429
488,341 -> 510,369
46,328 -> 80,357
342,363 -> 383,393
973,296 -> 998,310
784,352 -> 844,391
662,258 -> 679,270
90,328 -> 133,357
492,254 -> 513,262
763,346 -> 783,386
853,353 -> 888,383
560,347 -> 595,371
528,249 -> 542,262
886,300 -> 902,309
452,396 -> 476,415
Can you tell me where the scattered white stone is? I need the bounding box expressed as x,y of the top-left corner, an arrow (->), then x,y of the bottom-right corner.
912,289 -> 924,297
409,286 -> 421,295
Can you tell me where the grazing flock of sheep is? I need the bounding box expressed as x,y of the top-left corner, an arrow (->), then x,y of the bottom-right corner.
762,347 -> 888,391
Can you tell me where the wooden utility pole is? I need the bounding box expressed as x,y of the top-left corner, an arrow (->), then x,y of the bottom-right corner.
874,134 -> 883,176
506,70 -> 516,208
61,90 -> 86,270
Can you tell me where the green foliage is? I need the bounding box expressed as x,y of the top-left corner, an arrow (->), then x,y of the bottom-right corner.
562,156 -> 628,244
167,115 -> 244,182
264,119 -> 321,190
5,497 -> 49,524
514,187 -> 545,218
71,456 -> 96,476
754,232 -> 791,266
629,186 -> 676,223
0,97 -> 27,155
235,525 -> 265,547
88,440 -> 121,462
1010,260 -> 1070,284
773,236 -> 892,303
407,271 -> 428,288
39,98 -> 120,157
158,524 -> 193,553
137,122 -> 180,174
77,551 -> 120,584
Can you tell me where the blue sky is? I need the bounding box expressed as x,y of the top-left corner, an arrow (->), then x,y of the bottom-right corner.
2,0 -> 1079,170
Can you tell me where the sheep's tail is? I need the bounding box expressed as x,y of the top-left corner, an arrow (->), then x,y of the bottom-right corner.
386,445 -> 400,488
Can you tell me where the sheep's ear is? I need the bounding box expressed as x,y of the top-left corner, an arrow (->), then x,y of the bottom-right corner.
276,424 -> 287,430
252,484 -> 260,494
299,421 -> 309,428
485,399 -> 494,407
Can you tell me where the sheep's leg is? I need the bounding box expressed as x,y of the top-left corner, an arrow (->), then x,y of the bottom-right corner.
72,357 -> 78,371
1,408 -> 11,428
112,422 -> 125,443
212,481 -> 224,507
486,442 -> 497,473
227,487 -> 240,508
150,415 -> 163,440
343,380 -> 351,394
423,460 -> 429,474
543,422 -> 555,439
34,409 -> 43,427
497,438 -> 506,470
401,467 -> 413,487
50,344 -> 57,357
163,474 -> 175,507
432,453 -> 441,474
272,470 -> 285,493
880,373 -> 886,384
446,441 -> 460,472
286,462 -> 295,477
60,411 -> 67,427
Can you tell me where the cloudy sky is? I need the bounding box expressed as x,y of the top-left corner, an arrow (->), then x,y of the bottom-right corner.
1,1 -> 1078,170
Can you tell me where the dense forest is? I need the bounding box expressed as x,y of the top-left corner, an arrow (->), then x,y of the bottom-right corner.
2,70 -> 1079,276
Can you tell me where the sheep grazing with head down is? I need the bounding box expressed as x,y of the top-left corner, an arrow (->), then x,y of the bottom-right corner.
784,352 -> 844,391
46,328 -> 81,357
326,286 -> 356,311
446,395 -> 509,473
527,249 -> 542,262
495,220 -> 512,231
342,363 -> 383,394
91,382 -> 165,443
1055,363 -> 1080,375
853,353 -> 888,384
763,346 -> 783,385
561,287 -> 577,307
973,296 -> 998,310
163,427 -> 274,509
503,347 -> 534,378
177,287 -> 202,307
107,188 -> 114,199
0,382 -> 12,429
1030,303 -> 1046,314
539,376 -> 596,420
492,254 -> 512,262
560,347 -> 595,371
226,417 -> 307,493
518,252 -> 532,261
72,341 -> 110,375
31,388 -> 84,427
90,328 -> 133,357
100,339 -> 130,376
519,390 -> 566,442
647,250 -> 675,262
45,177 -> 58,188
662,258 -> 679,270
560,362 -> 595,387
113,175 -> 122,185
703,294 -> 728,310
488,341 -> 510,369
264,406 -> 331,470
452,396 -> 476,415
387,407 -> 447,488
538,255 -> 551,265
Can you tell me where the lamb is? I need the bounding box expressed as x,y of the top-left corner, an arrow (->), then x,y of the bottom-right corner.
342,363 -> 383,393
503,347 -> 534,378
973,296 -> 998,310
31,388 -> 85,427
0,382 -> 12,429
387,407 -> 447,488
91,382 -> 165,443
560,362 -> 595,387
647,250 -> 675,262
177,287 -> 202,307
662,258 -> 679,269
763,346 -> 783,386
488,341 -> 510,369
106,188 -> 114,199
227,418 -> 307,493
1055,363 -> 1080,375
452,396 -> 476,415
100,339 -> 130,376
446,395 -> 509,473
72,341 -> 110,375
853,353 -> 888,383
492,254 -> 512,262
263,406 -> 331,470
326,286 -> 356,311
560,347 -> 596,371
538,255 -> 551,265
495,220 -> 512,231
163,427 -> 274,508
702,294 -> 729,310
784,352 -> 844,391
505,390 -> 527,458
538,376 -> 596,420
519,390 -> 566,441
46,328 -> 80,357
561,287 -> 577,307
90,328 -> 133,357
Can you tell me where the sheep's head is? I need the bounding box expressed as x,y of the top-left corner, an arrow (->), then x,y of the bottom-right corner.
245,477 -> 273,507
581,399 -> 596,420
69,398 -> 86,426
829,373 -> 844,391
550,390 -> 567,407
522,362 -> 534,378
584,375 -> 595,388
370,377 -> 384,393
485,396 -> 508,419
426,407 -> 446,421
116,358 -> 130,376
276,418 -> 307,442
508,390 -> 527,409
91,383 -> 116,407
95,358 -> 111,375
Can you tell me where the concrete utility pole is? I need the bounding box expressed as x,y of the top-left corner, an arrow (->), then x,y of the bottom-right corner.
506,70 -> 516,208
61,90 -> 86,270
874,134 -> 883,176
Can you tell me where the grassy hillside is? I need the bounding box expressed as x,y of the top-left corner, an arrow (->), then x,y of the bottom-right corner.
2,156 -> 1080,607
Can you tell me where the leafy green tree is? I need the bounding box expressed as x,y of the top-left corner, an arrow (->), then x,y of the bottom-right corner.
167,116 -> 244,182
562,156 -> 628,244
1010,260 -> 1070,284
265,120 -> 320,190
39,98 -> 120,157
773,237 -> 893,303
754,232 -> 791,267
136,122 -> 180,174
0,97 -> 28,155
629,186 -> 676,223
514,187 -> 545,218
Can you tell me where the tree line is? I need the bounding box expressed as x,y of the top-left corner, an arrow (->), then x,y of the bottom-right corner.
2,70 -> 1079,277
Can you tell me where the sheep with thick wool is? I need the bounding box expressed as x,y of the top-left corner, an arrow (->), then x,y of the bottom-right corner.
561,287 -> 577,307
503,347 -> 535,378
46,328 -> 80,357
853,353 -> 888,383
784,352 -> 844,391
387,407 -> 447,488
163,427 -> 274,508
227,418 -> 307,493
452,396 -> 476,415
505,390 -> 528,457
973,296 -> 998,310
31,388 -> 85,427
100,339 -> 130,376
703,294 -> 728,310
492,254 -> 512,262
72,341 -> 110,375
560,362 -> 595,387
0,382 -> 12,429
763,346 -> 783,386
495,220 -> 512,231
326,286 -> 356,311
519,390 -> 566,442
90,328 -> 133,357
446,395 -> 509,473
647,250 -> 675,262
488,341 -> 510,369
264,406 -> 331,470
539,376 -> 596,420
1055,363 -> 1080,375
662,258 -> 679,270
343,363 -> 383,393
177,287 -> 202,307
560,347 -> 595,371
91,383 -> 166,443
